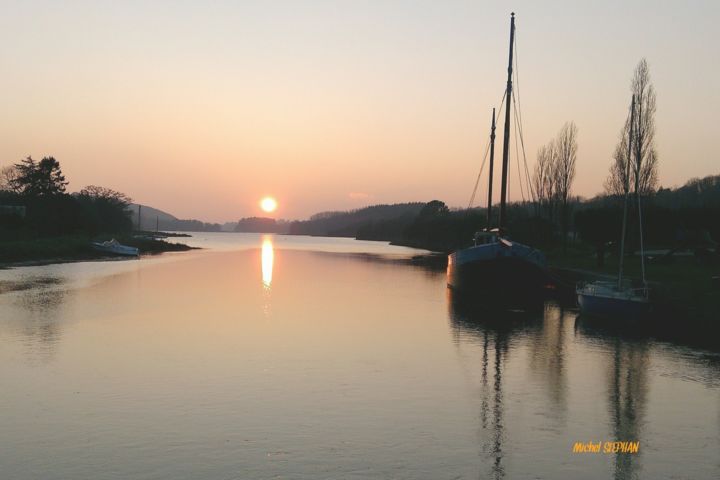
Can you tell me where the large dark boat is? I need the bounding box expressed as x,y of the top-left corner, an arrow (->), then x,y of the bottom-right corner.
447,13 -> 548,300
447,230 -> 547,294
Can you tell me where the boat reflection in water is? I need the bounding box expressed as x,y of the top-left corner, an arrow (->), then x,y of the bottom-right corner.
447,289 -> 540,480
261,235 -> 274,289
575,316 -> 648,480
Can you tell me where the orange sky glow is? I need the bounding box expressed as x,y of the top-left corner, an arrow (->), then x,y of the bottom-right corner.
1,1 -> 718,222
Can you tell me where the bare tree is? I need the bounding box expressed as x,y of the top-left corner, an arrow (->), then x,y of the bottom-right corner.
604,122 -> 631,197
605,118 -> 658,197
605,58 -> 658,197
0,165 -> 21,193
631,59 -> 658,196
532,122 -> 578,250
554,122 -> 578,251
533,143 -> 557,220
78,185 -> 132,206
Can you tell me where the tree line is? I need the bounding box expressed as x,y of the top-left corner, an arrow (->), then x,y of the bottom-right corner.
530,58 -> 660,253
287,58 -> 716,258
0,156 -> 133,239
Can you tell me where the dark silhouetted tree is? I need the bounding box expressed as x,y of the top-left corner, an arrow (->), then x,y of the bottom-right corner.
78,185 -> 132,206
13,156 -> 68,196
418,200 -> 450,219
605,59 -> 658,197
76,185 -> 133,234
554,122 -> 578,251
532,122 -> 577,250
533,142 -> 557,221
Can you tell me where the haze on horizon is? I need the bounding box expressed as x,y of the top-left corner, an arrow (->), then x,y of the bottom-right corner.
1,0 -> 718,222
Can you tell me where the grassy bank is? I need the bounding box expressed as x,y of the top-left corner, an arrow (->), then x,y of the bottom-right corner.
547,245 -> 718,309
548,245 -> 720,347
394,238 -> 719,346
0,234 -> 195,267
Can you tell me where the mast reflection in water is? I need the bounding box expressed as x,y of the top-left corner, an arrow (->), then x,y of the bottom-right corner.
447,290 -> 540,480
575,317 -> 649,480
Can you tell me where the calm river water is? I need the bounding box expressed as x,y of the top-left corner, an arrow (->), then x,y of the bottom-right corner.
1,233 -> 719,479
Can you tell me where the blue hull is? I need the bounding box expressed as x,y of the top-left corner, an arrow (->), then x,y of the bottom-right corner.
577,293 -> 651,321
448,242 -> 549,307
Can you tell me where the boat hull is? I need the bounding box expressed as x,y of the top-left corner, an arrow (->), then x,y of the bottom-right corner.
92,242 -> 139,257
447,243 -> 549,306
577,292 -> 651,321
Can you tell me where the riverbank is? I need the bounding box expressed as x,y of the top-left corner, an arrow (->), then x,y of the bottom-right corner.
398,241 -> 719,347
0,234 -> 196,269
547,246 -> 720,347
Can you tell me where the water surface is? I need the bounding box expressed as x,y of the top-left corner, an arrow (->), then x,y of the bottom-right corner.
1,233 -> 718,479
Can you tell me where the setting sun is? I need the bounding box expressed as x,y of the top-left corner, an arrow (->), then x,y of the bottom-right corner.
260,196 -> 278,213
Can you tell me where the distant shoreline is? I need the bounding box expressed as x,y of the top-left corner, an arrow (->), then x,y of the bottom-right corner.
0,235 -> 197,270
0,253 -> 128,270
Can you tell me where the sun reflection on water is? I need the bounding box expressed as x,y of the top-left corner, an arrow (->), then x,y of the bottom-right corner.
261,236 -> 274,288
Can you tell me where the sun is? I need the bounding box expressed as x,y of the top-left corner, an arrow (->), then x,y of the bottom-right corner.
260,196 -> 278,213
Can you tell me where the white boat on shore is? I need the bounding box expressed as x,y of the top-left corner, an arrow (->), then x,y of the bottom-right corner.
91,239 -> 139,257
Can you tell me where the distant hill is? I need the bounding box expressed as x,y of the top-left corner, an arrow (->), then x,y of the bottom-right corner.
574,173 -> 720,249
288,202 -> 426,239
126,173 -> 720,245
128,204 -> 176,230
577,174 -> 720,211
220,221 -> 238,232
655,174 -> 720,208
128,204 -> 221,232
234,217 -> 290,233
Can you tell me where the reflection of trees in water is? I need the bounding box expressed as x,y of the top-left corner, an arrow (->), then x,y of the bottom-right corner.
1,278 -> 68,364
308,250 -> 447,280
527,302 -> 569,424
607,339 -> 648,480
576,317 -> 649,480
447,290 -> 540,480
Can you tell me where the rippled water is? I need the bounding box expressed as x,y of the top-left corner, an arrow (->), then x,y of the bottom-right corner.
1,233 -> 718,479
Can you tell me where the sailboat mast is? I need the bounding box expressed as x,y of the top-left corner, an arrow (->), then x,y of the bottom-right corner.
486,108 -> 497,229
618,95 -> 635,289
498,12 -> 515,231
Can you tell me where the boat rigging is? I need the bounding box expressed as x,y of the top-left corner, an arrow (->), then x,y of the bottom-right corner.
447,13 -> 548,305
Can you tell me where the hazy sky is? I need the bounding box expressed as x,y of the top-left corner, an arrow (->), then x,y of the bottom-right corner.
1,1 -> 718,221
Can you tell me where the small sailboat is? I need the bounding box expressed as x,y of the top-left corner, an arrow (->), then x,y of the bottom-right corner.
447,13 -> 548,302
577,95 -> 651,319
91,239 -> 139,257
576,280 -> 649,319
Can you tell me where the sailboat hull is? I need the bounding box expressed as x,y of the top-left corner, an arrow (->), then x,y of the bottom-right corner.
577,292 -> 651,321
576,281 -> 651,320
446,13 -> 548,310
447,241 -> 549,305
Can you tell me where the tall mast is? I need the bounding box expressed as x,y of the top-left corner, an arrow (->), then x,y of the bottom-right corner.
486,108 -> 497,229
498,12 -> 515,231
618,95 -> 635,289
